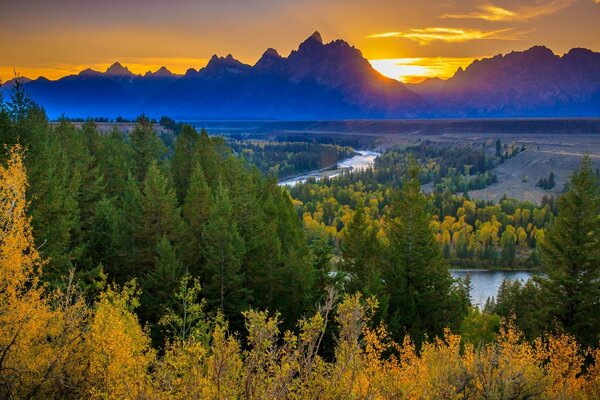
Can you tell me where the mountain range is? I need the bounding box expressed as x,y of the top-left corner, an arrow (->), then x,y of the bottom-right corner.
2,31 -> 600,119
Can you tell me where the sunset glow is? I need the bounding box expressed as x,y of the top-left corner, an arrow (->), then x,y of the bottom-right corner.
369,57 -> 477,83
1,0 -> 599,82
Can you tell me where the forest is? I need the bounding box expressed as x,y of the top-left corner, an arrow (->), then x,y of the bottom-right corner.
0,81 -> 599,399
289,141 -> 552,268
227,140 -> 355,179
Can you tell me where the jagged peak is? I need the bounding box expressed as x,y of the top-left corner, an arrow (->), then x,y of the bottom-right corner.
207,54 -> 244,67
299,31 -> 323,48
307,31 -> 323,44
144,66 -> 174,77
262,48 -> 281,58
105,62 -> 134,76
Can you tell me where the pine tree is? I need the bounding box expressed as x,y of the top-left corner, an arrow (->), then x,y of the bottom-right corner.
182,163 -> 211,275
88,197 -> 120,276
384,156 -> 464,343
195,128 -> 221,189
202,183 -> 248,325
27,124 -> 82,282
140,235 -> 184,342
310,238 -> 336,302
97,127 -> 132,198
172,124 -> 199,202
129,115 -> 165,182
134,163 -> 184,278
269,186 -> 314,324
115,174 -> 143,282
340,202 -> 382,297
537,155 -> 600,347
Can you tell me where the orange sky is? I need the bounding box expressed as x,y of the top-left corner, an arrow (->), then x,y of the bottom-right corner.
1,0 -> 599,83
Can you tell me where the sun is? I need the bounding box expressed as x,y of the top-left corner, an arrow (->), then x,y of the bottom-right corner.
369,57 -> 478,84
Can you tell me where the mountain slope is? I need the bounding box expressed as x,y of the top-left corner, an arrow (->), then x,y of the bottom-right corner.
416,46 -> 600,117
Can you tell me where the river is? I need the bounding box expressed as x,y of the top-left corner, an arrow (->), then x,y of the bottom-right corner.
450,269 -> 533,307
278,150 -> 380,186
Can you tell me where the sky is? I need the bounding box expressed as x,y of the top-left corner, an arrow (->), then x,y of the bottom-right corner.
1,0 -> 599,83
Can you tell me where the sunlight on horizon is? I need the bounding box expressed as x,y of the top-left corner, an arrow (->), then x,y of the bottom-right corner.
369,57 -> 479,83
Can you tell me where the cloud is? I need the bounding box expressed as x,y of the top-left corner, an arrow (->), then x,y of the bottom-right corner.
366,27 -> 526,45
440,0 -> 576,22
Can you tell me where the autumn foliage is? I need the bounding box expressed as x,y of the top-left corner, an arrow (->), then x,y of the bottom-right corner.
1,148 -> 600,399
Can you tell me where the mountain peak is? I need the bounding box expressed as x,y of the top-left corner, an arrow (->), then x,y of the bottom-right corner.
79,68 -> 101,77
307,31 -> 323,44
207,54 -> 245,68
105,62 -> 133,76
144,66 -> 174,77
298,31 -> 323,49
524,45 -> 555,57
262,48 -> 280,58
255,48 -> 285,71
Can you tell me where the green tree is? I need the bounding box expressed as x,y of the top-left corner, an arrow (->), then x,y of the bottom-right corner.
27,124 -> 82,282
129,115 -> 165,181
141,236 -> 184,343
537,155 -> 600,347
340,203 -> 382,297
97,127 -> 132,198
134,163 -> 184,278
500,230 -> 517,266
171,124 -> 200,202
202,183 -> 248,324
182,163 -> 211,275
384,156 -> 466,343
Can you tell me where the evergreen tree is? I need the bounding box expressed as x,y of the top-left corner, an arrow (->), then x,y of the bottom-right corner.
182,163 -> 211,275
310,238 -> 337,302
202,183 -> 248,325
97,128 -> 132,198
270,186 -> 314,324
140,235 -> 184,343
171,124 -> 199,202
384,156 -> 466,343
88,197 -> 121,277
27,124 -> 82,282
129,115 -> 165,182
241,183 -> 282,312
134,163 -> 184,278
537,156 -> 600,347
114,175 -> 143,282
340,202 -> 382,297
195,128 -> 221,189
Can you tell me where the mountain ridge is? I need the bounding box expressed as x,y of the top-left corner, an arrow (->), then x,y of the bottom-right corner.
2,32 -> 599,119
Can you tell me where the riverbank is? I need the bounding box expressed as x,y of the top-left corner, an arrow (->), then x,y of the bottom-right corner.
278,150 -> 380,186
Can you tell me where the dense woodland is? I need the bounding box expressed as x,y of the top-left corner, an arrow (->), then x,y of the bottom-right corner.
227,140 -> 355,179
289,142 -> 553,268
0,81 -> 599,398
